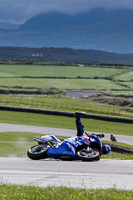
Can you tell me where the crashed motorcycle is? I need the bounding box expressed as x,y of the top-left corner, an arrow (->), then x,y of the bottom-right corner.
27,132 -> 111,161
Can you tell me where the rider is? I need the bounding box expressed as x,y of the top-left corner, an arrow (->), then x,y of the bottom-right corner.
75,111 -> 111,155
75,111 -> 84,137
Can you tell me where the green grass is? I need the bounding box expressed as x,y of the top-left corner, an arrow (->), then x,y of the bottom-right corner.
0,110 -> 133,136
102,152 -> 133,160
0,132 -> 36,157
122,82 -> 133,89
0,78 -> 127,90
107,90 -> 133,96
0,131 -> 38,142
0,64 -> 132,96
0,185 -> 133,200
0,142 -> 34,157
102,141 -> 133,150
115,71 -> 133,81
0,64 -> 124,78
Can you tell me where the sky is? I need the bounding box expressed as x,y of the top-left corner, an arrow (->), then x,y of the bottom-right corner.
1,0 -> 133,24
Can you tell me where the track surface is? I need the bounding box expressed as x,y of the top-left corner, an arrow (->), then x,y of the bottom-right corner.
0,123 -> 133,189
0,123 -> 133,145
0,158 -> 133,189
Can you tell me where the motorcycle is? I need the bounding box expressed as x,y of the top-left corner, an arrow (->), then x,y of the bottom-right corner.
27,132 -> 111,161
110,134 -> 117,142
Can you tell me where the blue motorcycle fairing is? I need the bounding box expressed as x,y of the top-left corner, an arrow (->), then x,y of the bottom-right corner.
89,135 -> 102,144
89,134 -> 102,151
46,141 -> 75,159
46,136 -> 87,159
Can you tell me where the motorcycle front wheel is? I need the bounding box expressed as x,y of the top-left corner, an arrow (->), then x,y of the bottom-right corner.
76,148 -> 100,161
27,144 -> 49,160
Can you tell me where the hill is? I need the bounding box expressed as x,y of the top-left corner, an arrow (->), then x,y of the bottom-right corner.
0,9 -> 133,53
19,9 -> 133,31
1,9 -> 133,53
0,47 -> 133,64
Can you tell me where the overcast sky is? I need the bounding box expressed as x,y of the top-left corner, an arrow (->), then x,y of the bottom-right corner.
1,0 -> 133,24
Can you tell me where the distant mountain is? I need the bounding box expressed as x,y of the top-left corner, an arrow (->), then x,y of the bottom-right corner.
19,9 -> 133,31
1,9 -> 133,54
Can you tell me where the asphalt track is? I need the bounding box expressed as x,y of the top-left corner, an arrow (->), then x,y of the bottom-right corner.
0,123 -> 133,189
0,123 -> 133,145
0,158 -> 133,189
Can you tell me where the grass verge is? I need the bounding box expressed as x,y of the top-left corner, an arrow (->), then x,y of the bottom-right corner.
102,152 -> 133,160
102,141 -> 133,150
0,110 -> 133,136
0,132 -> 36,157
0,132 -> 65,157
0,132 -> 133,159
0,185 -> 133,200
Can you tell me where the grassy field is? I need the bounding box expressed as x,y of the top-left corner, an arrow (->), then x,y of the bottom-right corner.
115,71 -> 133,81
0,185 -> 133,200
107,90 -> 133,96
122,82 -> 133,89
0,64 -> 132,96
0,78 -> 127,90
0,64 -> 125,77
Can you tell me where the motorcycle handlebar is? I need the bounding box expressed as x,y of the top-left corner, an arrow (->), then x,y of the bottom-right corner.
85,132 -> 105,138
96,134 -> 105,138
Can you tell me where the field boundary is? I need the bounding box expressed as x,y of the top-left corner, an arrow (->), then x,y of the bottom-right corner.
0,105 -> 133,123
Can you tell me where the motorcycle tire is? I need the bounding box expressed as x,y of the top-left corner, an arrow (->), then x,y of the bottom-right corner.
27,144 -> 49,160
76,148 -> 100,161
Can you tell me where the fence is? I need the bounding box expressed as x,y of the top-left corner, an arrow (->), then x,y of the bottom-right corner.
0,96 -> 132,118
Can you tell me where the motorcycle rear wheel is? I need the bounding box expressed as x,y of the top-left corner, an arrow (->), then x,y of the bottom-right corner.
76,148 -> 100,161
27,144 -> 49,160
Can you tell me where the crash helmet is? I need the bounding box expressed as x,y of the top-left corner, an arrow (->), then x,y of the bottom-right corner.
101,144 -> 111,155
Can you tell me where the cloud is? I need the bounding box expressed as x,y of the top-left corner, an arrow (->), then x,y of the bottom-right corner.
0,0 -> 133,24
